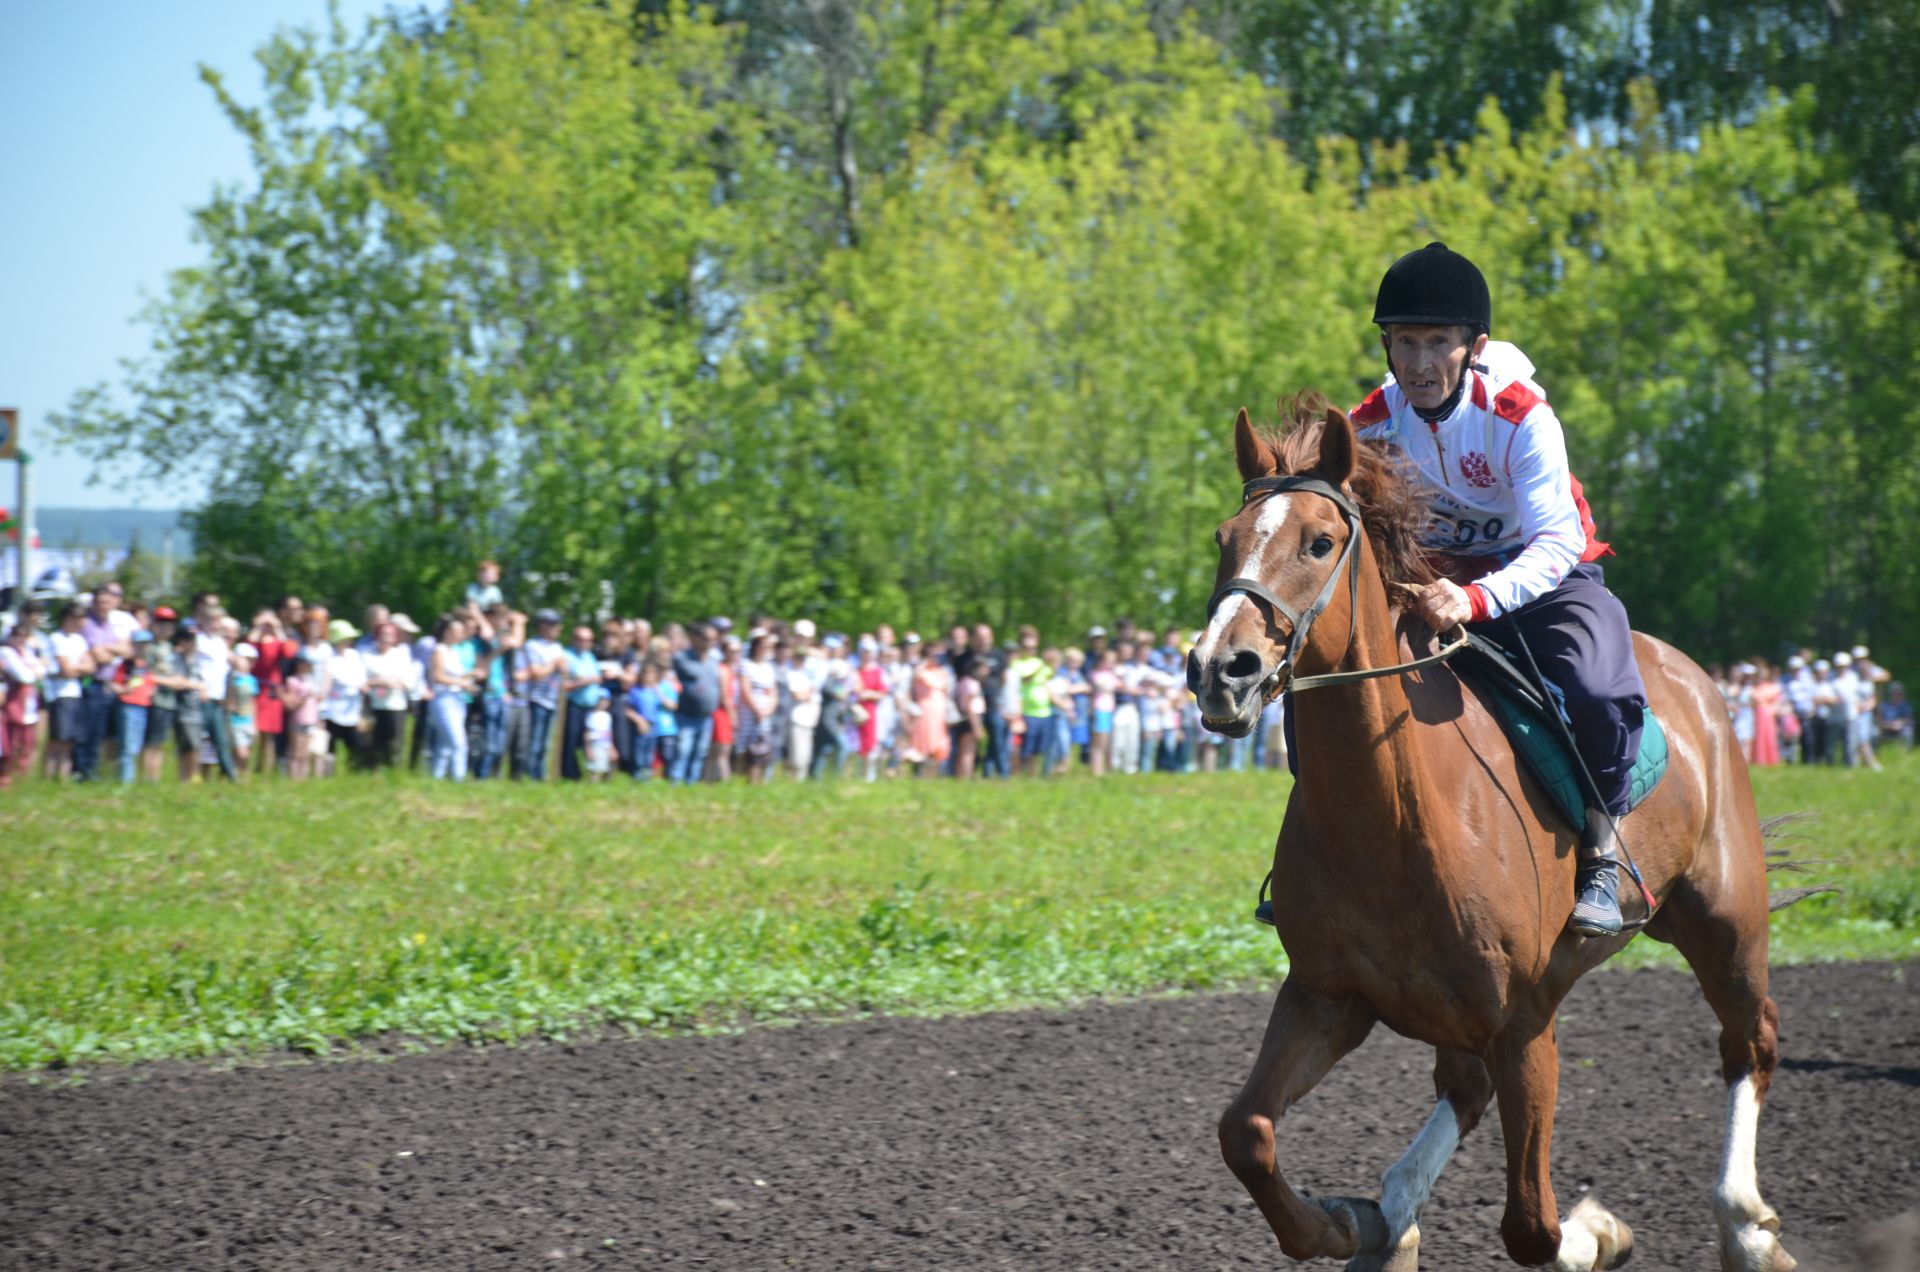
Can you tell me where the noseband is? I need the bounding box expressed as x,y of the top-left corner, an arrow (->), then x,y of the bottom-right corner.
1206,475 -> 1364,696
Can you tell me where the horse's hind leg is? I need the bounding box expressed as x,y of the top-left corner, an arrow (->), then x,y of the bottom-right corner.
1653,873 -> 1797,1271
1218,977 -> 1382,1261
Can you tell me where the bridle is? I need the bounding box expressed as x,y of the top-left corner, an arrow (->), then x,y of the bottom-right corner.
1205,474 -> 1468,696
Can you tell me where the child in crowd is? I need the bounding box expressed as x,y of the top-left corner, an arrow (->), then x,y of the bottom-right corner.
1088,648 -> 1118,777
281,655 -> 318,780
465,560 -> 504,612
110,632 -> 156,784
623,661 -> 663,780
584,699 -> 614,780
653,659 -> 680,779
228,643 -> 260,775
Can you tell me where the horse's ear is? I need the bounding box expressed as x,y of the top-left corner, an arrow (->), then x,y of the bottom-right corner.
1234,408 -> 1276,481
1317,405 -> 1356,486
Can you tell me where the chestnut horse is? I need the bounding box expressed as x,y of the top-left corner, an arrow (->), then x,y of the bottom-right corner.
1189,397 -> 1796,1271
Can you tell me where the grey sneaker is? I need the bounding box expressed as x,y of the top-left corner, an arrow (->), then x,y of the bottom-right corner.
1570,858 -> 1624,937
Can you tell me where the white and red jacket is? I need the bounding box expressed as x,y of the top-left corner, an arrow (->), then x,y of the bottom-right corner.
1349,341 -> 1610,621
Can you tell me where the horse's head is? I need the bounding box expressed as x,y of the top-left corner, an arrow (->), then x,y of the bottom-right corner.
1187,400 -> 1366,737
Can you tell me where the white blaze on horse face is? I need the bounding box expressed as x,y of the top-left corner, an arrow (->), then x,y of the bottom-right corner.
1196,495 -> 1293,667
1379,1101 -> 1461,1240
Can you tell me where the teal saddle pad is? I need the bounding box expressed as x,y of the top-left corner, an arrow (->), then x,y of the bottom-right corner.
1484,684 -> 1669,830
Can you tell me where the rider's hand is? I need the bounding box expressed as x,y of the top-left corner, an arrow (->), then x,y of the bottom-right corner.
1416,578 -> 1473,632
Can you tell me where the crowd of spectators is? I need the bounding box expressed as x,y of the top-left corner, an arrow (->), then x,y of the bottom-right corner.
0,562 -> 1293,788
1710,650 -> 1910,771
0,560 -> 1904,790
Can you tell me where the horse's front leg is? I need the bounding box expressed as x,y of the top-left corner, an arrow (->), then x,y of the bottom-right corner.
1218,977 -> 1381,1261
1490,1015 -> 1633,1271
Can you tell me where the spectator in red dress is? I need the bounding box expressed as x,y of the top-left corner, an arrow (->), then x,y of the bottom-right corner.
247,608 -> 299,776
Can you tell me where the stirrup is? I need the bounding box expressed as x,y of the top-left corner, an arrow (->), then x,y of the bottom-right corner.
1253,870 -> 1275,927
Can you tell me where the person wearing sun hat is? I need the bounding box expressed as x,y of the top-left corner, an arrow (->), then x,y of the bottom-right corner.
1842,646 -> 1885,771
320,618 -> 369,773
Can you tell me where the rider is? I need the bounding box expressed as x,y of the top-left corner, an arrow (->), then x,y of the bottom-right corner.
1254,242 -> 1646,937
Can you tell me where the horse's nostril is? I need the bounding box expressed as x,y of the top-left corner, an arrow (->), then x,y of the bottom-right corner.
1225,649 -> 1263,683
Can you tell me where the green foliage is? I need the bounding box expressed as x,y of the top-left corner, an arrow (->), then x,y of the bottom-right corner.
51,1 -> 1920,667
0,755 -> 1912,1069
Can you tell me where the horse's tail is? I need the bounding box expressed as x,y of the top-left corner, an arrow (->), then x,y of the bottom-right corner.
1759,813 -> 1843,912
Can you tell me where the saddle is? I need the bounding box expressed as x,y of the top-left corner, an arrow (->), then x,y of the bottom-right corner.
1451,632 -> 1669,832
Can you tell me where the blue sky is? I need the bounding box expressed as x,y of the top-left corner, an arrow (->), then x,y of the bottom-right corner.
0,0 -> 387,515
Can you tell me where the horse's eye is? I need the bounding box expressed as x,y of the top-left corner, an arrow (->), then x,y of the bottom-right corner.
1310,536 -> 1335,559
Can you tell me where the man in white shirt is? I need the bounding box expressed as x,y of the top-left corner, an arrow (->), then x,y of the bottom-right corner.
1829,653 -> 1861,768
190,592 -> 240,779
1284,243 -> 1643,935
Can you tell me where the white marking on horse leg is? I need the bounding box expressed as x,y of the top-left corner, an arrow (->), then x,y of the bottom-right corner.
1378,1101 -> 1460,1240
1713,1075 -> 1792,1270
1713,1075 -> 1764,1225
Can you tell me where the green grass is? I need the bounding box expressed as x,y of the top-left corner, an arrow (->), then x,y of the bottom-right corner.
1,751 -> 1914,1069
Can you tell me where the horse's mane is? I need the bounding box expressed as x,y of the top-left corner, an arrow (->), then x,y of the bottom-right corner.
1258,391 -> 1436,606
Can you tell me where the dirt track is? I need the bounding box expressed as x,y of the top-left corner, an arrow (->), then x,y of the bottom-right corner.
3,961 -> 1916,1270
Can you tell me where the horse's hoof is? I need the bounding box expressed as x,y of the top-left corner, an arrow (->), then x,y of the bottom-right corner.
1603,1220 -> 1634,1269
1720,1223 -> 1795,1272
1346,1221 -> 1420,1272
1590,1206 -> 1633,1269
1318,1196 -> 1391,1258
1558,1195 -> 1633,1271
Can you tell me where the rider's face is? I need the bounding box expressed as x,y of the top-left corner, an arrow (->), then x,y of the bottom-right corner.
1383,324 -> 1485,412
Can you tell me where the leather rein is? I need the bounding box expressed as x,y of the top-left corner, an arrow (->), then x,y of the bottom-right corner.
1205,475 -> 1469,697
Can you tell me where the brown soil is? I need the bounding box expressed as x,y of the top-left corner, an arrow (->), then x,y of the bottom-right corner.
2,961 -> 1915,1270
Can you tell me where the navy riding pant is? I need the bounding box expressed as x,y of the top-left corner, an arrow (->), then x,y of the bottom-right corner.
1490,562 -> 1647,816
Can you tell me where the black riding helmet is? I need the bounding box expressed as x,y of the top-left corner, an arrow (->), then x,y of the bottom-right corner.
1372,241 -> 1491,335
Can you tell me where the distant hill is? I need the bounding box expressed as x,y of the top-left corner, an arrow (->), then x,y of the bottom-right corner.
34,508 -> 193,555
